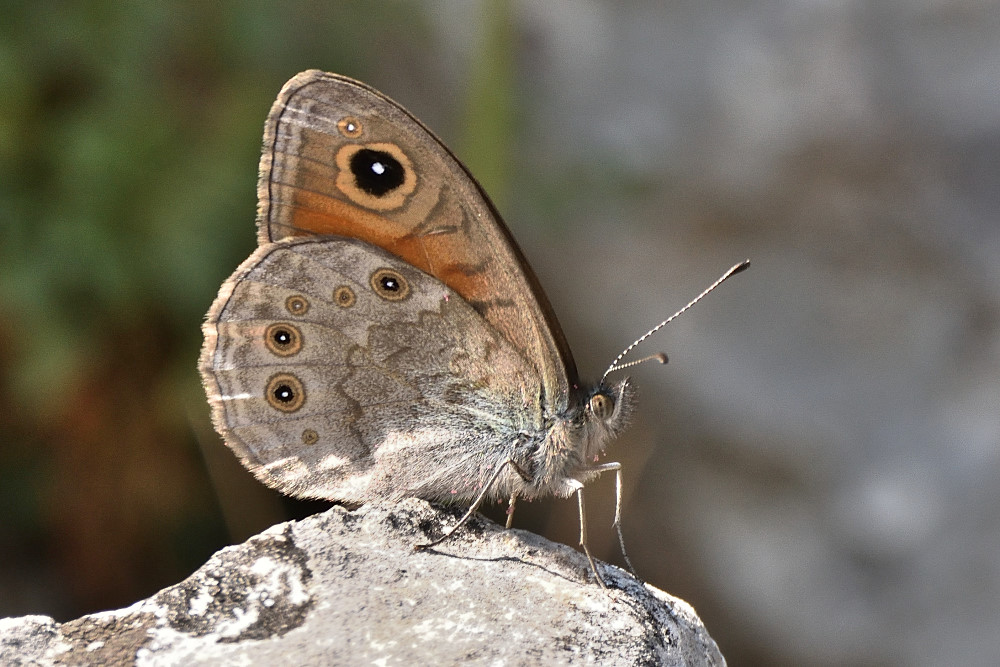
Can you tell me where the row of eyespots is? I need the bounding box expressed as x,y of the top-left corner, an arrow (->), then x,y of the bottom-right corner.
261,267 -> 414,445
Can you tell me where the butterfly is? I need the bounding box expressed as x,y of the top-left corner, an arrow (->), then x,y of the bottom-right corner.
199,70 -> 747,586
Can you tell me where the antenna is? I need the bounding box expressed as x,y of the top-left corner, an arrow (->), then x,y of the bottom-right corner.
602,259 -> 750,381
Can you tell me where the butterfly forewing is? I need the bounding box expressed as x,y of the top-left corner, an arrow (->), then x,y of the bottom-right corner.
256,71 -> 576,413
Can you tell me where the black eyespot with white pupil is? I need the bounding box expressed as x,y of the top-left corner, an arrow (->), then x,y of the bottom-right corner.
265,373 -> 305,413
264,322 -> 302,357
350,148 -> 405,197
335,143 -> 415,211
370,268 -> 410,301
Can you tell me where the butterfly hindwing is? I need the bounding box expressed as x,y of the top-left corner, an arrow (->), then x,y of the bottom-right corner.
201,236 -> 543,502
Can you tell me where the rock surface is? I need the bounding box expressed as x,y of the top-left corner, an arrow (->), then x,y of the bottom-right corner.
0,500 -> 724,665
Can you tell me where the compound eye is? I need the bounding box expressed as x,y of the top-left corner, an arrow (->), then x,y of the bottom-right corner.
588,392 -> 615,420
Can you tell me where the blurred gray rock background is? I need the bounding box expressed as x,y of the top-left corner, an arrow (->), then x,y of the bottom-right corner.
1,2 -> 997,666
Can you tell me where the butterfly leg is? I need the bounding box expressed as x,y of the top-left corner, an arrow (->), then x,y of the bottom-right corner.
579,461 -> 640,581
416,459 -> 511,549
575,484 -> 607,588
502,458 -> 533,529
505,493 -> 518,529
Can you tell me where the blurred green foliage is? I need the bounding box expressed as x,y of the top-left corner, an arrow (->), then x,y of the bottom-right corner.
0,0 -> 430,410
456,0 -> 515,211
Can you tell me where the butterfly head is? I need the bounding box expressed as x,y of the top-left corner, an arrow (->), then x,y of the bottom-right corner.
520,377 -> 635,499
578,377 -> 635,455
